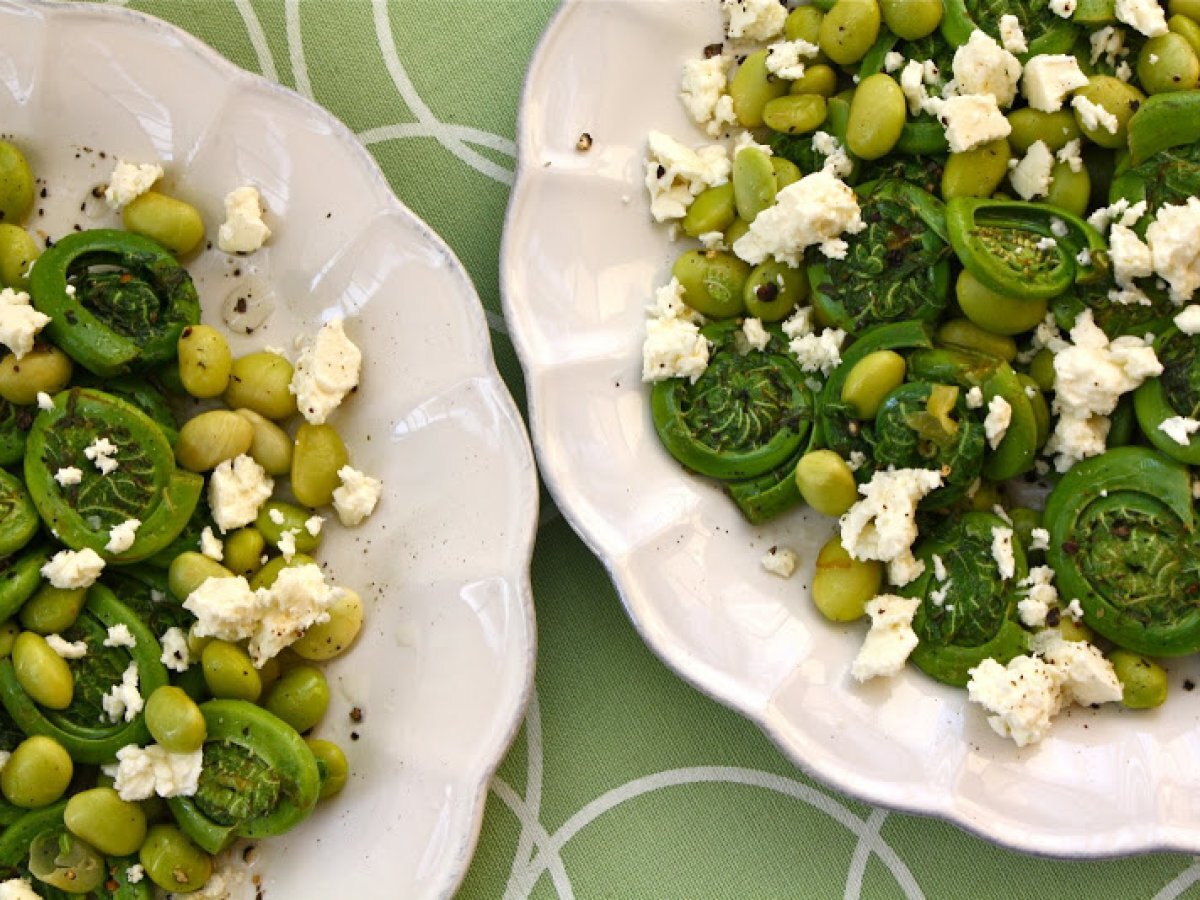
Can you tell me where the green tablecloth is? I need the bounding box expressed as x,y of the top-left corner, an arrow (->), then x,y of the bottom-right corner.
92,2 -> 1199,897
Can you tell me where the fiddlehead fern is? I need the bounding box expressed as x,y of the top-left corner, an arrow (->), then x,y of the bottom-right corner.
0,397 -> 33,466
0,469 -> 38,557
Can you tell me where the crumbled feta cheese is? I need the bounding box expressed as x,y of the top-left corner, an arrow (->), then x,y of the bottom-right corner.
789,328 -> 845,375
1160,416 -> 1200,446
208,455 -> 274,533
126,865 -> 145,885
84,436 -> 118,475
1030,528 -> 1050,551
1063,598 -> 1085,622
1031,630 -> 1123,705
926,93 -> 1012,153
35,391 -> 54,411
765,39 -> 819,80
741,317 -> 771,352
643,315 -> 710,382
1072,95 -> 1119,134
277,528 -> 299,561
101,661 -> 143,723
199,526 -> 224,563
1022,55 -> 1088,112
45,634 -> 88,659
332,465 -> 383,527
1090,26 -> 1127,67
289,317 -> 363,425
698,230 -> 726,252
218,185 -> 271,253
0,879 -> 40,900
932,553 -> 948,582
953,30 -> 1023,108
159,627 -> 190,673
733,170 -> 865,265
103,159 -> 163,210
1010,140 -> 1056,200
1110,224 -> 1153,287
1017,565 -> 1058,627
991,526 -> 1016,579
840,468 -> 943,575
884,51 -> 905,72
887,551 -> 926,588
851,594 -> 921,681
41,548 -> 105,590
965,385 -> 984,409
680,55 -> 736,137
723,0 -> 786,40
54,466 -> 82,487
761,546 -> 798,578
105,743 -> 203,801
984,394 -> 1012,449
648,276 -> 702,324
1050,0 -> 1077,15
968,655 -> 1064,746
1146,197 -> 1200,302
1115,0 -> 1169,36
645,131 -> 731,222
183,576 -> 259,643
304,515 -> 324,537
0,288 -> 51,361
999,15 -> 1028,53
1086,197 -> 1132,235
899,60 -> 933,116
847,450 -> 867,472
810,131 -> 853,179
103,624 -> 137,649
105,518 -> 141,555
1035,236 -> 1058,251
1175,305 -> 1200,333
1056,139 -> 1084,173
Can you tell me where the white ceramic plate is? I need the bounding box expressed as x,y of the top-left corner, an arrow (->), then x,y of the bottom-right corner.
505,0 -> 1200,858
0,1 -> 537,896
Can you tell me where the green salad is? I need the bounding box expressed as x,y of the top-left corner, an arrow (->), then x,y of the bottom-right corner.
642,0 -> 1200,747
0,140 -> 380,895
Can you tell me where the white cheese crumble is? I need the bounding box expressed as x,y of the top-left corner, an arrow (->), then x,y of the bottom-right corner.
126,865 -> 145,884
761,546 -> 798,578
103,624 -> 137,649
900,59 -> 933,115
1115,0 -> 1169,36
1090,26 -> 1127,67
952,30 -> 1023,108
159,627 -> 190,673
1031,630 -> 1123,705
1022,55 -> 1089,112
0,879 -> 40,900
1030,528 -> 1051,551
722,0 -> 786,40
277,529 -> 299,560
101,661 -> 143,723
840,468 -> 943,587
268,508 -> 286,526
1072,95 -> 1119,134
200,526 -> 224,562
926,93 -> 1012,153
1063,598 -> 1085,622
35,391 -> 54,411
884,51 -> 905,72
1056,139 -> 1084,173
965,385 -> 984,408
104,744 -> 203,801
45,634 -> 88,659
732,170 -> 865,265
1146,197 -> 1200,302
810,131 -> 853,179
984,394 -> 1012,449
991,526 -> 1016,580
218,185 -> 271,253
644,314 -> 710,383
765,39 -> 819,80
999,15 -> 1028,53
851,594 -> 921,682
304,515 -> 324,537
1010,140 -> 1055,200
967,654 -> 1063,746
1174,305 -> 1200,334
41,548 -> 105,590
0,288 -> 51,360
932,553 -> 948,582
741,317 -> 771,352
103,159 -> 163,210
680,55 -> 735,137
1017,565 -> 1058,627
1050,0 -> 1077,14
789,328 -> 845,375
332,465 -> 383,527
289,317 -> 363,425
1109,224 -> 1153,287
1160,416 -> 1200,446
105,518 -> 141,555
208,454 -> 274,533
84,436 -> 118,475
54,466 -> 82,487
644,131 -> 731,222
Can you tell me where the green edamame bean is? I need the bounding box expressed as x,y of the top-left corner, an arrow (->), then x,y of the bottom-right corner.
1006,109 -> 1082,154
13,631 -> 73,710
847,74 -> 905,160
1072,76 -> 1145,149
881,0 -> 941,38
65,787 -> 147,856
2,736 -> 72,808
175,410 -> 253,473
956,269 -> 1048,336
1043,160 -> 1091,216
1137,33 -> 1200,94
1110,650 -> 1169,708
145,686 -> 207,753
234,407 -> 293,476
0,620 -> 18,658
743,261 -> 808,321
223,351 -> 298,420
840,350 -> 906,418
123,191 -> 206,255
724,216 -> 751,247
819,0 -> 881,66
292,589 -> 363,661
168,552 -> 235,602
19,585 -> 86,634
730,50 -> 790,128
306,739 -> 349,799
291,423 -> 350,508
223,527 -> 266,578
942,139 -> 1012,199
967,480 -> 1003,512
140,825 -> 213,893
1171,0 -> 1200,17
936,318 -> 1018,361
812,536 -> 881,622
671,249 -> 750,318
790,63 -> 839,97
732,147 -> 778,223
1029,349 -> 1056,391
763,94 -> 828,134
681,183 -> 736,238
0,223 -> 38,288
0,141 -> 34,226
1058,616 -> 1096,642
795,450 -> 859,516
249,553 -> 317,591
1170,14 -> 1200,59
177,325 -> 232,399
201,640 -> 262,702
256,501 -> 323,554
0,345 -> 72,405
785,5 -> 823,42
264,665 -> 329,733
771,157 -> 803,189
185,623 -> 212,660
29,829 -> 104,892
